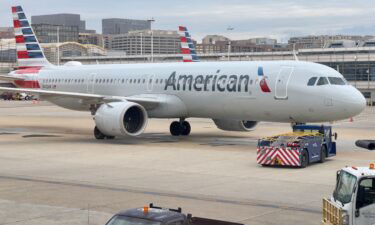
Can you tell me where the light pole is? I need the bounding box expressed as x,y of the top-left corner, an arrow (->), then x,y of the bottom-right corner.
56,26 -> 60,66
227,26 -> 234,61
148,18 -> 155,62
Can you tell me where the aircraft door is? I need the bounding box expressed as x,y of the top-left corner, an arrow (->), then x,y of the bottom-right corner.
147,74 -> 154,92
87,73 -> 96,94
275,66 -> 294,100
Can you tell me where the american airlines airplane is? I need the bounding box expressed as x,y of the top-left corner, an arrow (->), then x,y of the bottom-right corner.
0,6 -> 366,140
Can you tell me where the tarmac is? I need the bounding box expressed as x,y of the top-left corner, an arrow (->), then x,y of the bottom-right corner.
0,101 -> 374,225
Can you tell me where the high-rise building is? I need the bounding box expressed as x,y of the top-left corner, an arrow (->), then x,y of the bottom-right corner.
102,18 -> 151,35
31,13 -> 89,32
32,24 -> 79,43
107,30 -> 180,55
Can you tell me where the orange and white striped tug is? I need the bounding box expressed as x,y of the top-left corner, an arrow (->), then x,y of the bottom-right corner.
257,125 -> 337,168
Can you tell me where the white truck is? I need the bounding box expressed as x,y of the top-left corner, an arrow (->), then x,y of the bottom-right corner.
322,164 -> 375,225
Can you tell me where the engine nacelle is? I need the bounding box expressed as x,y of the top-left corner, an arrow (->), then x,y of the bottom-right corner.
95,101 -> 148,137
213,119 -> 258,132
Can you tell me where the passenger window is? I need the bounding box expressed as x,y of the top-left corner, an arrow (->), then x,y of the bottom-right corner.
356,178 -> 375,209
317,77 -> 329,86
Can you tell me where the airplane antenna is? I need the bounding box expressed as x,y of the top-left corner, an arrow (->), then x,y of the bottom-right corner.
293,43 -> 299,61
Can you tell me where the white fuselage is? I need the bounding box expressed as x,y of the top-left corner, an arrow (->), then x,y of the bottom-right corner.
14,60 -> 365,123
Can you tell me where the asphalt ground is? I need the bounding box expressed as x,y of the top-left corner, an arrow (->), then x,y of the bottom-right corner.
0,101 -> 374,225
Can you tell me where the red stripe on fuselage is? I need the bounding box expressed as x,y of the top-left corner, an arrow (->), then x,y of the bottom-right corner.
14,80 -> 40,88
15,67 -> 42,74
180,37 -> 187,42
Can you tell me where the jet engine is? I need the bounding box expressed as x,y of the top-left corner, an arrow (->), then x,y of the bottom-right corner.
213,119 -> 258,132
95,101 -> 148,137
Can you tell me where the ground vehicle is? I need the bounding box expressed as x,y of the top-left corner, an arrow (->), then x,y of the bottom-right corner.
257,125 -> 336,168
105,203 -> 244,225
322,164 -> 375,225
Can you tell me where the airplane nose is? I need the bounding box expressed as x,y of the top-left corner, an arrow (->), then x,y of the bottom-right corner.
349,88 -> 366,116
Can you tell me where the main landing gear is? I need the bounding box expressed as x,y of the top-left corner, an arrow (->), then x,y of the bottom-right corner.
170,119 -> 191,136
94,126 -> 115,140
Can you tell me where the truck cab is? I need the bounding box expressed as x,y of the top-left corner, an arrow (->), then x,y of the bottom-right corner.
323,164 -> 375,225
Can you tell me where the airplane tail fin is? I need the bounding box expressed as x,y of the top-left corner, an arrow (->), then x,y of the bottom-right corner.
12,6 -> 52,70
178,26 -> 199,62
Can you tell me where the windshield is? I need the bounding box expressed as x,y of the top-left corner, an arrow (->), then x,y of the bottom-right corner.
106,216 -> 162,225
317,77 -> 329,86
328,77 -> 346,85
334,171 -> 357,204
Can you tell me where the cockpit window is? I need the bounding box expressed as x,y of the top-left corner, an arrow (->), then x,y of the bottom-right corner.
328,77 -> 346,85
307,77 -> 318,86
317,77 -> 329,86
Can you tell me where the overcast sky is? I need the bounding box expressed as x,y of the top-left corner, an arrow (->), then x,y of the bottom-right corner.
2,0 -> 375,43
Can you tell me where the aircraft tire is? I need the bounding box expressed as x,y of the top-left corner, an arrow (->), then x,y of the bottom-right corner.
94,126 -> 106,140
181,121 -> 191,136
170,121 -> 181,136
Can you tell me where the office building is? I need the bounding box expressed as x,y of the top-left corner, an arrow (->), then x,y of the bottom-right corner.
32,24 -> 79,43
202,35 -> 230,45
31,13 -> 90,32
0,27 -> 14,39
79,33 -> 104,47
102,18 -> 151,35
288,35 -> 374,49
108,30 -> 180,55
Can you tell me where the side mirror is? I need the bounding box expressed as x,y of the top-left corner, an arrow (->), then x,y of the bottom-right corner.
333,132 -> 338,140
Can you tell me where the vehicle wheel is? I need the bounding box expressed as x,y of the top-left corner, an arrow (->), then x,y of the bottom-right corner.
300,149 -> 309,168
181,121 -> 191,136
319,145 -> 327,163
170,121 -> 181,136
94,126 -> 106,140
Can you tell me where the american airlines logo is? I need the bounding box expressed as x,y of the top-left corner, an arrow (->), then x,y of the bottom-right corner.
164,70 -> 252,92
164,67 -> 272,93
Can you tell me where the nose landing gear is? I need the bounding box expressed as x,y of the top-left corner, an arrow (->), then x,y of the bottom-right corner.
170,119 -> 191,136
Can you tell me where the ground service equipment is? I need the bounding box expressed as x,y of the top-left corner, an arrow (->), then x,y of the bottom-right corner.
257,125 -> 337,168
322,164 -> 375,225
105,203 -> 244,225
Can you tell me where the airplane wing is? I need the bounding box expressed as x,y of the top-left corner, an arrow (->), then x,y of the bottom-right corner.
0,87 -> 160,110
0,75 -> 25,82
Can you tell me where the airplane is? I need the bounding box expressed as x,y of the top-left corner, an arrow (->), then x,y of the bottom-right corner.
0,5 -> 366,140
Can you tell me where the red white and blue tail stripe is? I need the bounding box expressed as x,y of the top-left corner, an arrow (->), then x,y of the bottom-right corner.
12,6 -> 51,70
178,26 -> 199,62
